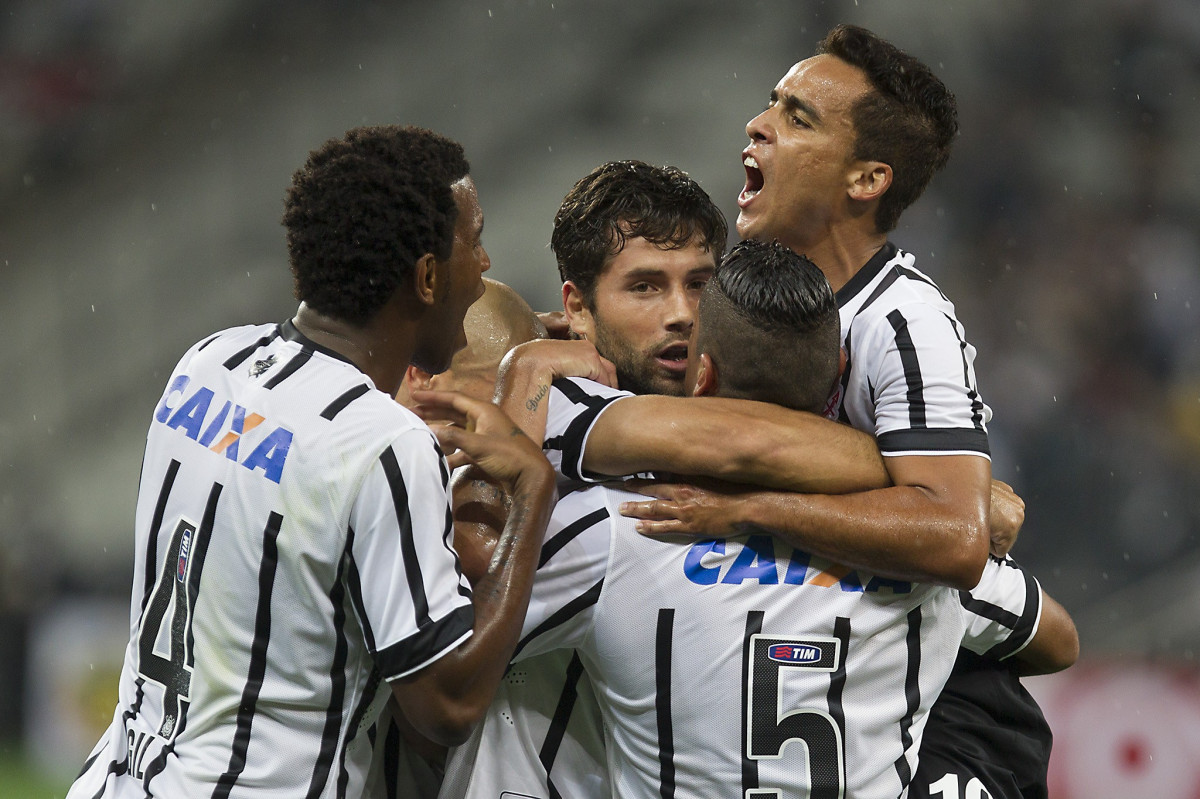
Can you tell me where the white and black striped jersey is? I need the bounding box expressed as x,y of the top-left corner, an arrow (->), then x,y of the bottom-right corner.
68,320 -> 474,799
438,649 -> 608,799
829,242 -> 991,456
513,486 -> 1042,799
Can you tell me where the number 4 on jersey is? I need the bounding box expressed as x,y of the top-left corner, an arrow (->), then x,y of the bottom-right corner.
137,516 -> 212,739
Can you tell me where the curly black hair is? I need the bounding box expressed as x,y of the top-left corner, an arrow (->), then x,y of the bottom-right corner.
697,239 -> 840,413
551,160 -> 727,305
283,125 -> 470,325
819,24 -> 959,233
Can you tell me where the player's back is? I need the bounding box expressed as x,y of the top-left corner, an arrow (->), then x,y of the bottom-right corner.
517,486 -> 978,799
71,321 -> 469,798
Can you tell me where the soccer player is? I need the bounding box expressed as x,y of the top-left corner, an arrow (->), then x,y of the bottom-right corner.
504,241 -> 1075,798
67,126 -> 558,798
632,24 -> 1057,799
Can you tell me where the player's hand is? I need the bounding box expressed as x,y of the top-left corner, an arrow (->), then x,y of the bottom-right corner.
535,310 -> 571,339
415,390 -> 554,495
498,339 -> 619,389
618,479 -> 760,538
988,479 -> 1025,556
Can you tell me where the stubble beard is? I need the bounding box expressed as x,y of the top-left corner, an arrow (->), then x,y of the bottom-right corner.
591,323 -> 686,398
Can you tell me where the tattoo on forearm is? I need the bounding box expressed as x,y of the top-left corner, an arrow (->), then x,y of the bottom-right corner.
525,383 -> 549,412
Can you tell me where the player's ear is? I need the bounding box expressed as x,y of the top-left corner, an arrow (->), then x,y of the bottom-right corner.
413,253 -> 439,306
847,161 -> 892,202
837,346 -> 848,381
691,353 -> 717,398
394,364 -> 435,406
562,281 -> 595,341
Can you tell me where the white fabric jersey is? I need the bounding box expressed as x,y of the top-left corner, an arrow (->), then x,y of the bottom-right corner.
829,242 -> 991,455
69,321 -> 474,799
514,486 -> 1042,799
439,649 -> 608,799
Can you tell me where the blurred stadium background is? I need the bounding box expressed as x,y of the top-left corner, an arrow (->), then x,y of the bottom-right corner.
1,0 -> 1198,795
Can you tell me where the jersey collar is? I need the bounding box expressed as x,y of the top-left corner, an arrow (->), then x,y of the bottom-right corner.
279,319 -> 357,366
834,241 -> 897,309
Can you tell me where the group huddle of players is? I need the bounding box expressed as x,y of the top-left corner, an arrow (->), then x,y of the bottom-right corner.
67,23 -> 1077,799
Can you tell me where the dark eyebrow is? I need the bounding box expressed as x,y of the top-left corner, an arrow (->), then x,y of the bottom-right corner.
770,88 -> 821,124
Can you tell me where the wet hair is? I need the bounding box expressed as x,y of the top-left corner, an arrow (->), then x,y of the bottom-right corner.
696,239 -> 840,413
283,125 -> 470,325
818,24 -> 958,233
551,160 -> 728,305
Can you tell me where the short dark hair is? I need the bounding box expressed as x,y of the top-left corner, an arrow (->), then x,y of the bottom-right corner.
551,160 -> 728,305
818,24 -> 958,233
696,239 -> 840,413
283,125 -> 470,325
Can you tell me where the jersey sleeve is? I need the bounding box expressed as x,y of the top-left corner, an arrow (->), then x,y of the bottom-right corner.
957,555 -> 1042,661
510,490 -> 613,662
348,426 -> 474,681
543,377 -> 634,483
857,300 -> 991,457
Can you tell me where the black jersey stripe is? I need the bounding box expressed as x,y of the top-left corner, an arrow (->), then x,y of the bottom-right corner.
212,511 -> 283,798
887,310 -> 927,428
958,592 -> 1021,630
141,711 -> 190,793
544,379 -> 623,482
541,508 -> 609,568
141,459 -> 181,613
334,672 -> 384,798
434,455 -> 471,601
876,427 -> 990,455
513,578 -> 604,661
943,311 -> 987,431
198,333 -> 222,351
182,484 -> 222,698
985,571 -> 1042,661
828,615 -> 850,783
321,384 -> 372,420
263,348 -> 313,389
344,530 -> 378,654
374,604 -> 474,678
834,242 -> 896,308
896,264 -> 948,301
740,611 -> 764,792
540,651 -> 587,799
223,329 -> 281,371
655,609 -> 677,799
382,717 -> 401,799
893,606 -> 923,789
380,446 -> 433,628
307,534 -> 354,799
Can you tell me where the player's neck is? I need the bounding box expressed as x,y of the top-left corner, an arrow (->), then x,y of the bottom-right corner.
797,228 -> 888,294
292,303 -> 415,395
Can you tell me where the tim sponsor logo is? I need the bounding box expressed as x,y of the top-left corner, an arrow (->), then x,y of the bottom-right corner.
154,374 -> 293,483
767,644 -> 822,665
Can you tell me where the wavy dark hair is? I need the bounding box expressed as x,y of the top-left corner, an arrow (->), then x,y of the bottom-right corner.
551,160 -> 727,305
697,239 -> 840,413
283,125 -> 470,325
819,24 -> 958,233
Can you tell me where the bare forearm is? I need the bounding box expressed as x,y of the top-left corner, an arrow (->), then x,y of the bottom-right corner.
493,358 -> 553,444
723,486 -> 987,588
585,396 -> 890,493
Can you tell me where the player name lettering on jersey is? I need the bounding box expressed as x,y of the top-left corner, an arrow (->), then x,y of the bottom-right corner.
683,534 -> 912,594
154,374 -> 293,483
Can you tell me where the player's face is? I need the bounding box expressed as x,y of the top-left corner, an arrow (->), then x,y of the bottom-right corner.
736,55 -> 871,253
566,235 -> 715,397
423,177 -> 491,374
